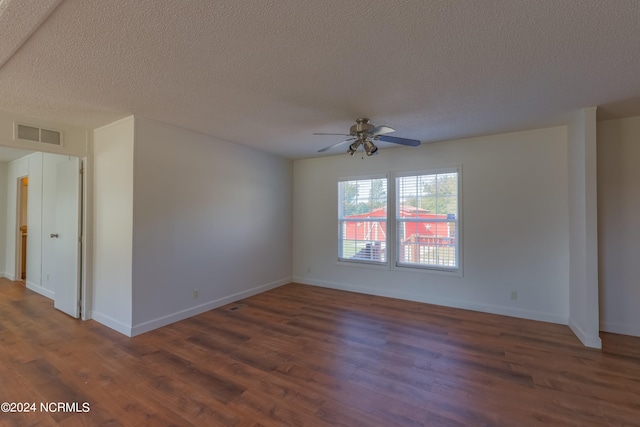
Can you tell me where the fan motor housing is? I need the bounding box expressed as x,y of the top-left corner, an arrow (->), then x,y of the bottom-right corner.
350,118 -> 374,135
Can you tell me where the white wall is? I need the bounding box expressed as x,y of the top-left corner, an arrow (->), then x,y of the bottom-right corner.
0,162 -> 7,276
130,118 -> 292,335
293,126 -> 570,324
567,107 -> 601,348
598,116 -> 640,337
92,117 -> 134,335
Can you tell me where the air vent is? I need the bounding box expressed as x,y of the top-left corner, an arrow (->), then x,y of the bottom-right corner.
17,124 -> 40,141
15,123 -> 63,146
227,303 -> 247,312
40,128 -> 61,145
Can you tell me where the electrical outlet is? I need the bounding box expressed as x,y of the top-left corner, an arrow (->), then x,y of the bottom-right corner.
193,289 -> 199,299
510,291 -> 518,301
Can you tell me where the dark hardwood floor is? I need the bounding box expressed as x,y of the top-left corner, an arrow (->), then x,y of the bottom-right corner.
1,278 -> 639,426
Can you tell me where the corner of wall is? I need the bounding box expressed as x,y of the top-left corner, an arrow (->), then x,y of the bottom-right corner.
91,311 -> 133,337
91,116 -> 135,335
567,106 -> 600,347
569,318 -> 602,349
129,277 -> 290,337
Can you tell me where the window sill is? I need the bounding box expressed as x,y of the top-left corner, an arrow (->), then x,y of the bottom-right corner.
393,264 -> 463,277
337,260 -> 390,270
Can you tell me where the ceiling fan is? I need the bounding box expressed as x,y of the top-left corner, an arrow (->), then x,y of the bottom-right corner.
315,118 -> 421,156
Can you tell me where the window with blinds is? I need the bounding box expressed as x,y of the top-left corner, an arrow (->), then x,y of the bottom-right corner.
338,177 -> 388,264
396,170 -> 460,271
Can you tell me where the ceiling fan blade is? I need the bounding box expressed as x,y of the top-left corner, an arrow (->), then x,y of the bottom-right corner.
317,138 -> 355,153
368,125 -> 395,136
313,132 -> 351,136
378,135 -> 421,147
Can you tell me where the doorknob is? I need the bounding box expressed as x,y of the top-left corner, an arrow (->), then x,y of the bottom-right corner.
50,233 -> 59,238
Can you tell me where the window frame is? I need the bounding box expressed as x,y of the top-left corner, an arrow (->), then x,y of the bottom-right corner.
394,167 -> 462,274
337,174 -> 389,267
335,167 -> 462,275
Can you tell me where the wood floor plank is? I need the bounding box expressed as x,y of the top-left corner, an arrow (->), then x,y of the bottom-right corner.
2,279 -> 640,426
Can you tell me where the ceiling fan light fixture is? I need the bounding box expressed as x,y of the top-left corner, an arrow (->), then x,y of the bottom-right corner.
347,140 -> 361,155
364,139 -> 378,156
316,118 -> 419,155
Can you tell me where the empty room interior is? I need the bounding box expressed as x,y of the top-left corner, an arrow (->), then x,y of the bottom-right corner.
1,0 -> 639,425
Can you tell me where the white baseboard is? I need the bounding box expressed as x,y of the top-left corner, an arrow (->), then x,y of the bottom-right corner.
26,281 -> 55,300
600,320 -> 640,338
569,318 -> 602,348
91,311 -> 133,337
130,277 -> 290,337
4,273 -> 16,281
294,276 -> 569,326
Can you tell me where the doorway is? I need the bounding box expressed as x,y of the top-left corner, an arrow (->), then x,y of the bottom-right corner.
9,153 -> 84,319
16,176 -> 28,283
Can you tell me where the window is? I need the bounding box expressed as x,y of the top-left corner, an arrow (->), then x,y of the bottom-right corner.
338,177 -> 387,264
337,169 -> 461,272
396,170 -> 459,271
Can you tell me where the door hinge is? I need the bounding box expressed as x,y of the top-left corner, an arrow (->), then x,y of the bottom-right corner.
79,168 -> 84,175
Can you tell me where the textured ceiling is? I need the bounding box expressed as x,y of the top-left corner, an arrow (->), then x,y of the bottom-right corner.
1,0 -> 640,159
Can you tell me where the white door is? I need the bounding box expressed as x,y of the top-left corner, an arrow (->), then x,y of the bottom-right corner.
52,157 -> 81,318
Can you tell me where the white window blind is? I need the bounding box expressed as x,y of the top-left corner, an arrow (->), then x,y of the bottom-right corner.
396,171 -> 459,270
338,177 -> 387,264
